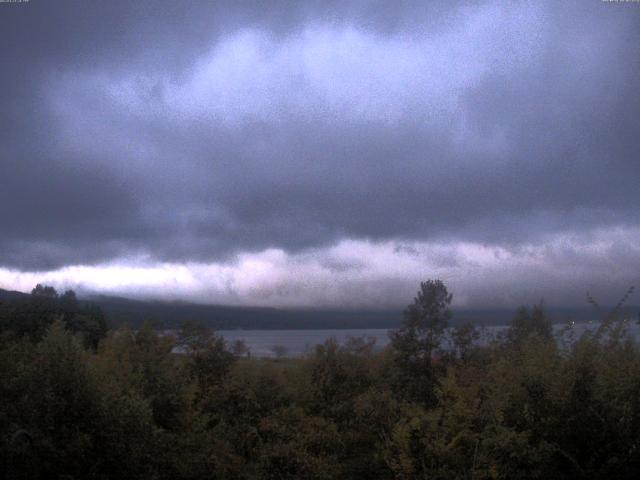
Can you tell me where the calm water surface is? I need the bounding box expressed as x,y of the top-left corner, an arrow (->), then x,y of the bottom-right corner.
218,321 -> 640,357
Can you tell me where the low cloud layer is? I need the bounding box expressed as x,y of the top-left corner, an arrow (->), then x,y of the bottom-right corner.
2,228 -> 638,308
1,1 -> 639,307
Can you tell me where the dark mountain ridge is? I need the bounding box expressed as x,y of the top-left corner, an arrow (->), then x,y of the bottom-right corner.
3,288 -> 634,330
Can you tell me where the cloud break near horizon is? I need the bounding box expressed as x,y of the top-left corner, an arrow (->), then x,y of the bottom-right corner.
1,1 -> 639,308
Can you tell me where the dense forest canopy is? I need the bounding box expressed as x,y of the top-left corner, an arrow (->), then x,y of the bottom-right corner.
1,281 -> 639,478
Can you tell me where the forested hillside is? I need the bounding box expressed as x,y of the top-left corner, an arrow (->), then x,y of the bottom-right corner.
1,281 -> 640,479
1,288 -> 615,330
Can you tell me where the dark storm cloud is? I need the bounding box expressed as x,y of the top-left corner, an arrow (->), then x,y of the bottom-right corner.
1,0 -> 639,281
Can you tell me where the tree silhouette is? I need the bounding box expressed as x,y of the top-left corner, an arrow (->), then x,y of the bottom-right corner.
389,279 -> 452,405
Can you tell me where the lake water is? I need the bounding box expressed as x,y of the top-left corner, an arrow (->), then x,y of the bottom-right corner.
218,320 -> 640,357
219,328 -> 391,357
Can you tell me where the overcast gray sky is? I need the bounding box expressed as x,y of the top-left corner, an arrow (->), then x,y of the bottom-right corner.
1,0 -> 639,308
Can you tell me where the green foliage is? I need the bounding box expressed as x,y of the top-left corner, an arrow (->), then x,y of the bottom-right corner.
0,284 -> 107,347
1,281 -> 640,479
257,407 -> 342,479
451,321 -> 481,361
1,321 -> 158,479
178,321 -> 236,395
389,279 -> 452,405
305,337 -> 375,416
507,303 -> 553,346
